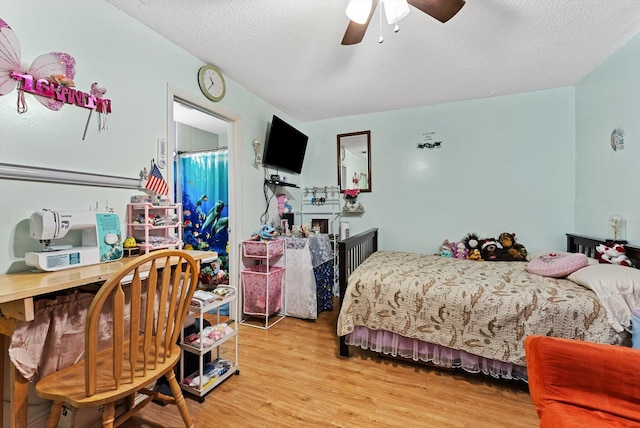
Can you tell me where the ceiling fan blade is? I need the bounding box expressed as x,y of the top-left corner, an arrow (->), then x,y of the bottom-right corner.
407,0 -> 465,23
341,0 -> 379,45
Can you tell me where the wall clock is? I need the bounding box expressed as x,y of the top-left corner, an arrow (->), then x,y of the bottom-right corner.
197,64 -> 226,102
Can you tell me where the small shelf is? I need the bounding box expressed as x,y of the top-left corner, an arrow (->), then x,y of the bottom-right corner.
265,179 -> 299,188
179,285 -> 238,400
342,208 -> 365,214
126,203 -> 183,254
180,328 -> 237,354
180,361 -> 239,396
240,240 -> 286,329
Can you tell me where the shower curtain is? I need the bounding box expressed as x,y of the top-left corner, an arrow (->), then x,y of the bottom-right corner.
177,149 -> 229,274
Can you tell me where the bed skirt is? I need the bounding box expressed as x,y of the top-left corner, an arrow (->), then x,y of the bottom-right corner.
345,326 -> 529,382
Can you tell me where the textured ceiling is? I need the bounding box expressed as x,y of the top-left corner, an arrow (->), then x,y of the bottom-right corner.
107,0 -> 640,122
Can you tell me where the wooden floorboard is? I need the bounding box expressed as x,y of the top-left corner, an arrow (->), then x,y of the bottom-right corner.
121,298 -> 539,427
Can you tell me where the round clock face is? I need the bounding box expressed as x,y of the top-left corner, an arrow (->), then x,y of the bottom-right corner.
198,65 -> 226,102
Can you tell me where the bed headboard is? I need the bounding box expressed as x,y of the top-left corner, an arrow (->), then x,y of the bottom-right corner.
566,233 -> 640,268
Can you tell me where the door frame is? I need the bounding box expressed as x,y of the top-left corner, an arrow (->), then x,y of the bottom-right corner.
166,84 -> 243,296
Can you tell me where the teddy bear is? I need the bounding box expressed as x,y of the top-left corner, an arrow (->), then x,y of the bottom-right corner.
480,239 -> 502,261
497,232 -> 528,261
596,243 -> 633,267
453,241 -> 469,259
276,193 -> 293,216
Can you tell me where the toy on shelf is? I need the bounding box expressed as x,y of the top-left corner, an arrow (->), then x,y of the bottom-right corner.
277,194 -> 294,216
250,224 -> 277,241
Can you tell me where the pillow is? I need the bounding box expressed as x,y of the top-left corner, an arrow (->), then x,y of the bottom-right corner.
568,264 -> 640,333
526,252 -> 589,278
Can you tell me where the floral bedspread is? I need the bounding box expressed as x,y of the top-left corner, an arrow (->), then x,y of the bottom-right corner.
337,251 -> 626,366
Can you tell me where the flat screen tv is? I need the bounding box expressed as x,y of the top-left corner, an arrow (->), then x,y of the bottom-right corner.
262,115 -> 309,175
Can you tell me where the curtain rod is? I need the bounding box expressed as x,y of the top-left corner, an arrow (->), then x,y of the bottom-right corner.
0,163 -> 140,189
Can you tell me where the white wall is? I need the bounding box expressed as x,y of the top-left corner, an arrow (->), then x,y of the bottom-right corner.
574,33 -> 640,243
302,88 -> 577,254
0,1 -> 293,273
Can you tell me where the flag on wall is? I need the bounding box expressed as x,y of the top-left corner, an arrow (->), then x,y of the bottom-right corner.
146,163 -> 168,196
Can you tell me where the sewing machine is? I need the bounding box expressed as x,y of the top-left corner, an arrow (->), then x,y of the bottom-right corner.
25,209 -> 123,271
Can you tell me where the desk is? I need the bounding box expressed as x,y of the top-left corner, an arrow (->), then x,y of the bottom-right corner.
283,234 -> 334,319
0,250 -> 214,428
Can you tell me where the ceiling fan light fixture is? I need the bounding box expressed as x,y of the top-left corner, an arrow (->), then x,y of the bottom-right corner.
383,0 -> 410,25
346,0 -> 374,24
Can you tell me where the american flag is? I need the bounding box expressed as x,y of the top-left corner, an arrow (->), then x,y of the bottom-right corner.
145,163 -> 168,196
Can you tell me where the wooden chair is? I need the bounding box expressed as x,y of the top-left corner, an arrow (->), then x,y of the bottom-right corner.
36,250 -> 199,428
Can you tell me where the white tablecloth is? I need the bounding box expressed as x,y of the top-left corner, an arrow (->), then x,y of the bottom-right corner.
282,234 -> 333,319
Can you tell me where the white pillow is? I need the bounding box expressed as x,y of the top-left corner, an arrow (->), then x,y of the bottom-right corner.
568,264 -> 640,333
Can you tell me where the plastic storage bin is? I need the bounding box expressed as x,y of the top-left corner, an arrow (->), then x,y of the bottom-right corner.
242,239 -> 285,259
242,265 -> 285,316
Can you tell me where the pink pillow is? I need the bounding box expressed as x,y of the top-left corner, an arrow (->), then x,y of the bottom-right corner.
526,252 -> 589,278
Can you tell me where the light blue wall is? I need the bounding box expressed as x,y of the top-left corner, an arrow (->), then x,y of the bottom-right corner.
303,88 -> 576,254
1,1 -> 637,274
575,33 -> 640,243
0,1 -> 295,273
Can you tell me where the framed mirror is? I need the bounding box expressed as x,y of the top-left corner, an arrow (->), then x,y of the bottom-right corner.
337,130 -> 371,192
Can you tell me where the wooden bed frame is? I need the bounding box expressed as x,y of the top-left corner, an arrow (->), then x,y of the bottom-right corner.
338,230 -> 640,357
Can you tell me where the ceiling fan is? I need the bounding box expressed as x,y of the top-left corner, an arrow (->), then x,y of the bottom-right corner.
341,0 -> 465,45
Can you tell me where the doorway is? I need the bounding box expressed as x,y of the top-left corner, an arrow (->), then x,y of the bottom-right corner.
166,84 -> 243,297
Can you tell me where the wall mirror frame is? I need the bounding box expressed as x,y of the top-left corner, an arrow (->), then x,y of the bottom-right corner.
337,130 -> 371,193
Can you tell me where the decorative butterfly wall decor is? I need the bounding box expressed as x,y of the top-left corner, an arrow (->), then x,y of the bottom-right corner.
0,18 -> 76,113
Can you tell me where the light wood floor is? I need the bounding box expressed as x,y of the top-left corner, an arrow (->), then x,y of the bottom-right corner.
122,299 -> 539,428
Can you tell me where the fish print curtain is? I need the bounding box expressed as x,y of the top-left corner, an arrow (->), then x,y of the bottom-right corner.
177,149 -> 229,272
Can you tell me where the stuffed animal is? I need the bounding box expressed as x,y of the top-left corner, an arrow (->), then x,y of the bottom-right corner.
596,243 -> 633,267
468,249 -> 483,261
250,224 -> 276,241
497,232 -> 528,261
462,233 -> 481,253
439,239 -> 454,257
453,241 -> 469,259
277,194 -> 293,216
480,239 -> 502,261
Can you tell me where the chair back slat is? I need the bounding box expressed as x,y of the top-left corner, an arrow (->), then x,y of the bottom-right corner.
155,257 -> 170,366
167,261 -> 189,355
112,282 -> 125,389
128,267 -> 142,383
142,260 -> 159,375
82,250 -> 199,397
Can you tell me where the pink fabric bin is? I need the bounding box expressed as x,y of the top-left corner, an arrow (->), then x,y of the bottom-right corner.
632,308 -> 640,349
242,239 -> 284,258
242,265 -> 285,316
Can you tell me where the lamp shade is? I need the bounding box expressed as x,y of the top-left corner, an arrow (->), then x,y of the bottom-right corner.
346,0 -> 374,24
384,0 -> 410,24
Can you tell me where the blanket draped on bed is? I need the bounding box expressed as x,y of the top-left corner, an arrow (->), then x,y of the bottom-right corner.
337,251 -> 626,367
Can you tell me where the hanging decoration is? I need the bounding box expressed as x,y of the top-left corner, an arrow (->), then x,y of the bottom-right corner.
0,18 -> 112,138
82,82 -> 108,140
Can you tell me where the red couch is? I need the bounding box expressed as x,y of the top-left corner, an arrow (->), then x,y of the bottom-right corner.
525,335 -> 640,427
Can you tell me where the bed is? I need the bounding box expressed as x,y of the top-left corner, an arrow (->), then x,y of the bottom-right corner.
337,230 -> 640,381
